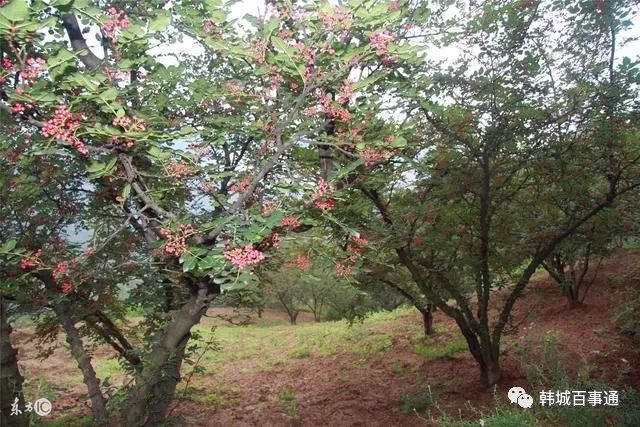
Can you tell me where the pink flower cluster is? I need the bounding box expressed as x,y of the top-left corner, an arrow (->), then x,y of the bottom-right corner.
20,57 -> 46,83
102,7 -> 131,41
370,30 -> 399,65
165,161 -> 193,179
308,178 -> 335,211
41,105 -> 88,155
105,67 -> 130,83
224,244 -> 265,269
20,249 -> 42,270
280,215 -> 301,229
160,224 -> 194,257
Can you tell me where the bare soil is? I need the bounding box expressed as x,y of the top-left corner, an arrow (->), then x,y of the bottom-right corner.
10,249 -> 640,426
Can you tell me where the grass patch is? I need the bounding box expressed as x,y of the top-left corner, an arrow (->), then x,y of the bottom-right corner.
278,388 -> 298,419
400,384 -> 439,414
293,346 -> 310,358
414,338 -> 467,359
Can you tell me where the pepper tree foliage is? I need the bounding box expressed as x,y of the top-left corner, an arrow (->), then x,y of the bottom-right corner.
297,0 -> 640,386
0,0 -> 426,424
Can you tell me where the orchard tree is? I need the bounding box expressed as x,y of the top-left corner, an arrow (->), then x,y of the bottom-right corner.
0,0 -> 423,424
306,0 -> 640,386
541,206 -> 637,308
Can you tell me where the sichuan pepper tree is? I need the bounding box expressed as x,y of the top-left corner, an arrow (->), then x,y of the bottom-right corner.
0,0 -> 422,424
303,0 -> 640,387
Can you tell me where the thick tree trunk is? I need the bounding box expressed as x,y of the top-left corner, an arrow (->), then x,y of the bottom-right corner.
419,305 -> 434,335
455,318 -> 501,386
143,336 -> 189,426
121,282 -> 213,426
289,311 -> 299,325
53,303 -> 108,424
0,297 -> 29,427
479,352 -> 501,387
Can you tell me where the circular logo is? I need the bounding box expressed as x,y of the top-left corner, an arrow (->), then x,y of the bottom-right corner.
33,398 -> 52,416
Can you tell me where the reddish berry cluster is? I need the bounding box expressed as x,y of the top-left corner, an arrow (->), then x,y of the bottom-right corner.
370,30 -> 399,65
20,57 -> 46,83
359,147 -> 391,167
295,254 -> 311,271
224,244 -> 265,269
280,216 -> 301,229
262,201 -> 278,216
41,106 -> 88,155
165,161 -> 193,179
102,7 -> 131,41
335,262 -> 353,277
160,224 -> 194,256
308,178 -> 335,211
230,175 -> 253,194
338,80 -> 356,104
20,249 -> 42,270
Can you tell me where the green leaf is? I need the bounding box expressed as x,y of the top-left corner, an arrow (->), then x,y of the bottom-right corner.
390,136 -> 407,148
199,254 -> 226,271
121,183 -> 131,201
180,252 -> 198,272
86,161 -> 106,173
149,12 -> 171,32
329,158 -> 364,180
147,146 -> 171,160
100,87 -> 119,101
0,240 -> 17,253
0,0 -> 30,22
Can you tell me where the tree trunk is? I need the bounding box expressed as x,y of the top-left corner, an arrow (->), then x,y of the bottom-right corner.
419,305 -> 434,335
143,336 -> 188,426
289,311 -> 299,325
567,289 -> 579,309
53,303 -> 108,424
121,281 -> 213,426
0,297 -> 29,427
480,354 -> 502,387
455,318 -> 501,386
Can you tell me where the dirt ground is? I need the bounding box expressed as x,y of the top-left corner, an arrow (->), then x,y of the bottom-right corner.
10,249 -> 640,426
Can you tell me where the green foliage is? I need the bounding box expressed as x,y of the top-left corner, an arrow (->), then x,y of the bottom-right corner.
400,384 -> 439,414
414,339 -> 467,360
277,388 -> 298,420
